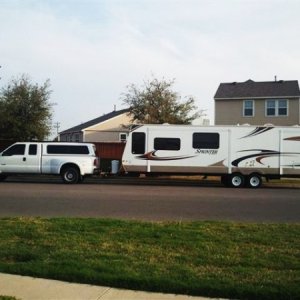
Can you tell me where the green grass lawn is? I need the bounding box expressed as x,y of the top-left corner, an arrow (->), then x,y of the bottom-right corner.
0,218 -> 299,299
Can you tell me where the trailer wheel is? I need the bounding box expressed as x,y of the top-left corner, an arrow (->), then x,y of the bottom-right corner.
247,173 -> 262,188
61,166 -> 80,184
229,173 -> 244,188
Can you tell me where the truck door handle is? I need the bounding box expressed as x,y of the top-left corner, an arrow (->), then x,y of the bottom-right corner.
23,157 -> 26,162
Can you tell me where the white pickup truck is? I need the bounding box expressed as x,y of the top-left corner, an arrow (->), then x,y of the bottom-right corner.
0,142 -> 99,183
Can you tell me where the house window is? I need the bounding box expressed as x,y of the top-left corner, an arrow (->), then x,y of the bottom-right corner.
278,100 -> 288,116
75,134 -> 80,142
266,100 -> 288,116
154,138 -> 181,151
243,100 -> 254,117
119,133 -> 127,142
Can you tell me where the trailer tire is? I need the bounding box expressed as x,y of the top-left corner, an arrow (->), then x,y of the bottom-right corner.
246,173 -> 262,188
229,173 -> 245,188
61,166 -> 80,184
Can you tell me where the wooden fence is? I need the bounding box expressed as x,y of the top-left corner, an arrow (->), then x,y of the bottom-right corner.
93,142 -> 126,160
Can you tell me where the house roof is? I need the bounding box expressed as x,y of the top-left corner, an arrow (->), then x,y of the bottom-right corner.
214,79 -> 300,99
60,108 -> 130,134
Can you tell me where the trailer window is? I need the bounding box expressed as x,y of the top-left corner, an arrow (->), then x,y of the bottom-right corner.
132,132 -> 145,154
154,138 -> 181,151
193,133 -> 219,149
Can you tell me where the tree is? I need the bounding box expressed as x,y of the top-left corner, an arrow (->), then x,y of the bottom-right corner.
0,75 -> 53,141
122,77 -> 199,124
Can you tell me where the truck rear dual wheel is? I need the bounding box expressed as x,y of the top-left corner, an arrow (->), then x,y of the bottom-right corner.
61,167 -> 80,184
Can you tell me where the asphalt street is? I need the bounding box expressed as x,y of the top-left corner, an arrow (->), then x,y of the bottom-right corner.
0,177 -> 299,222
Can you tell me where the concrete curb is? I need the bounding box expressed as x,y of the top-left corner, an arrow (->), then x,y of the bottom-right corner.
0,273 -> 222,300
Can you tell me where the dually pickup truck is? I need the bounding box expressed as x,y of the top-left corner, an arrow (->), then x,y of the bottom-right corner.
0,142 -> 99,183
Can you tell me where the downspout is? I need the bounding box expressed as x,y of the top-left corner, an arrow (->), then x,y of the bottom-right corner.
214,98 -> 216,125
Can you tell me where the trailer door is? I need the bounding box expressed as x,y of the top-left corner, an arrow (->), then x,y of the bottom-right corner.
132,132 -> 146,155
130,131 -> 147,173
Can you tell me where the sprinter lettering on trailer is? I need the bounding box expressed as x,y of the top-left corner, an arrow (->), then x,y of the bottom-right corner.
196,149 -> 218,155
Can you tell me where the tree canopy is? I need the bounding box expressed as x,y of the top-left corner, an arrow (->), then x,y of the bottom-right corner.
122,77 -> 199,124
0,75 -> 53,141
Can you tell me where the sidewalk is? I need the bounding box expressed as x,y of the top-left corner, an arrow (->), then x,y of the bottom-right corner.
0,273 -> 222,300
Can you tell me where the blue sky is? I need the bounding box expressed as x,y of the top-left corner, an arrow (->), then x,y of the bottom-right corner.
1,0 -> 300,136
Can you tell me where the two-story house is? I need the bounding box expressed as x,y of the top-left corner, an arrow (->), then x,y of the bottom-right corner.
214,79 -> 300,126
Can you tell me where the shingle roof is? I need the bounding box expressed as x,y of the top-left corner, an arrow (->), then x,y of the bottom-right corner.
214,79 -> 300,99
60,108 -> 130,134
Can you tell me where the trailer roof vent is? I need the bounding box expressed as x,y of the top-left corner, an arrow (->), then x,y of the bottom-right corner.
264,123 -> 274,127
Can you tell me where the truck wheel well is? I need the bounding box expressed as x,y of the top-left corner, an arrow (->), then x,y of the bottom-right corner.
60,163 -> 80,175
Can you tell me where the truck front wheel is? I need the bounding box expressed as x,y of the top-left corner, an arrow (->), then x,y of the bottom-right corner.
61,167 -> 80,184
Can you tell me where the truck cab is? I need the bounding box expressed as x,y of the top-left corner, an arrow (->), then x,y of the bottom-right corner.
0,143 -> 41,174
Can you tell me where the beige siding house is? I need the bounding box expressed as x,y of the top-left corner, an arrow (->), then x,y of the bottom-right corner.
214,79 -> 300,126
59,109 -> 132,142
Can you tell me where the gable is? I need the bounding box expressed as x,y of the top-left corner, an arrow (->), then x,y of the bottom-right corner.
60,109 -> 130,134
84,113 -> 132,131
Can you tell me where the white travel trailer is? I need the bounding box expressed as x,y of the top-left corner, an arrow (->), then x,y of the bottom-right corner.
122,124 -> 300,188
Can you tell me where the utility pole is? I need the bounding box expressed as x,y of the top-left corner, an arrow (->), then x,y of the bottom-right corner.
54,122 -> 60,141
